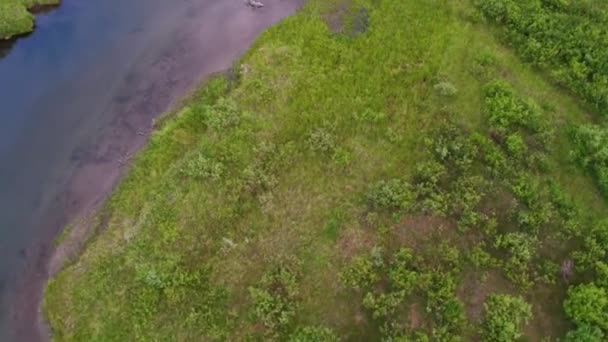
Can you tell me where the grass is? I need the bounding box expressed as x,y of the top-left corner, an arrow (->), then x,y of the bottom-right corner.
0,0 -> 59,39
44,0 -> 608,340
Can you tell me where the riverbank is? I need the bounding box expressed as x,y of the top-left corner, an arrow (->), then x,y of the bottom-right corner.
0,1 -> 301,341
0,0 -> 60,39
43,0 -> 608,340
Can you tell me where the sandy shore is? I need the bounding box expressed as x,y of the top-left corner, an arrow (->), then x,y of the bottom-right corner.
5,1 -> 302,340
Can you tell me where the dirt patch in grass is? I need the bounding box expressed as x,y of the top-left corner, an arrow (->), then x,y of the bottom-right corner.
337,225 -> 377,260
392,215 -> 455,251
524,283 -> 571,341
323,0 -> 350,33
457,270 -> 514,324
407,301 -> 425,330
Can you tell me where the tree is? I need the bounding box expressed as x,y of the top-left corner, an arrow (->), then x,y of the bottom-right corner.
564,283 -> 608,330
481,294 -> 532,342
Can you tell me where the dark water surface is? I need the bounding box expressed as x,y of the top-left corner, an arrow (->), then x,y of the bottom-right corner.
0,0 -> 299,340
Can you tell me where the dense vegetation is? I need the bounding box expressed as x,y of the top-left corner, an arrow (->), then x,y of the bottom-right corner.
477,0 -> 608,116
0,0 -> 59,39
44,0 -> 608,340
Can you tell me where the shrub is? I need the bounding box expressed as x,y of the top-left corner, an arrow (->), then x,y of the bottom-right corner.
367,179 -> 414,211
204,97 -> 241,130
483,80 -> 544,134
596,262 -> 608,287
340,254 -> 381,290
564,283 -> 608,330
495,232 -> 536,287
471,49 -> 498,78
469,244 -> 496,269
511,174 -> 542,208
425,273 -> 467,336
308,128 -> 336,153
363,291 -> 407,319
332,147 -> 352,169
0,2 -> 34,39
573,220 -> 608,270
434,82 -> 458,97
242,164 -> 278,194
249,264 -> 300,335
477,0 -> 608,114
413,161 -> 450,214
388,248 -> 419,292
565,324 -> 605,342
571,124 -> 608,198
481,294 -> 532,342
289,326 -> 339,342
471,133 -> 509,177
505,133 -> 527,158
414,161 -> 447,188
536,260 -> 559,285
181,152 -> 225,181
431,123 -> 478,169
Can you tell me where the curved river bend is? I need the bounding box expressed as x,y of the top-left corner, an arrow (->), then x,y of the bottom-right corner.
0,0 -> 299,340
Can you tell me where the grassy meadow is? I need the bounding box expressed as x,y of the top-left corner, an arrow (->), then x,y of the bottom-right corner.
44,0 -> 608,341
0,0 -> 59,39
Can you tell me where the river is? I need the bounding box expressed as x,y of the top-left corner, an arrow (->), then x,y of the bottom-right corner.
0,0 -> 299,340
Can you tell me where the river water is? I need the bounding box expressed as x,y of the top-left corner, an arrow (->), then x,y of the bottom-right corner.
0,0 -> 299,340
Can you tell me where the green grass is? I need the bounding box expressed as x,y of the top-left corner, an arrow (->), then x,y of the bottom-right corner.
0,0 -> 59,39
44,0 -> 608,340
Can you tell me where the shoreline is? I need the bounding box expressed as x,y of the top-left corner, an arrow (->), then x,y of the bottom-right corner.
8,46 -> 204,342
4,1 -> 303,340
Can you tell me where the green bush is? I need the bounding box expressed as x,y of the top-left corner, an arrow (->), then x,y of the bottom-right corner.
288,326 -> 340,342
564,283 -> 608,331
495,232 -> 536,287
597,262 -> 608,287
308,128 -> 336,153
483,80 -> 544,134
481,294 -> 532,342
412,161 -> 450,215
425,273 -> 467,337
249,264 -> 300,335
471,132 -> 510,177
367,179 -> 414,211
388,248 -> 419,292
573,220 -> 608,270
434,81 -> 458,97
340,254 -> 381,290
180,152 -> 225,181
468,244 -> 496,269
203,97 -> 241,130
565,324 -> 605,342
470,49 -> 499,78
0,1 -> 33,39
505,133 -> 527,158
478,0 -> 608,115
332,147 -> 352,169
571,124 -> 608,198
363,291 -> 407,320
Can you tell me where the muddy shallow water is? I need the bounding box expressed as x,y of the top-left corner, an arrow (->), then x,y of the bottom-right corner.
0,0 -> 300,340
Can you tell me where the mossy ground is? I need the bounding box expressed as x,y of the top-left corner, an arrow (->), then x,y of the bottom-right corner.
44,0 -> 608,340
0,0 -> 59,39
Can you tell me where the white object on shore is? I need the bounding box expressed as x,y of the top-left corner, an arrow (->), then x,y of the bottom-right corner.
246,0 -> 264,8
222,237 -> 237,248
